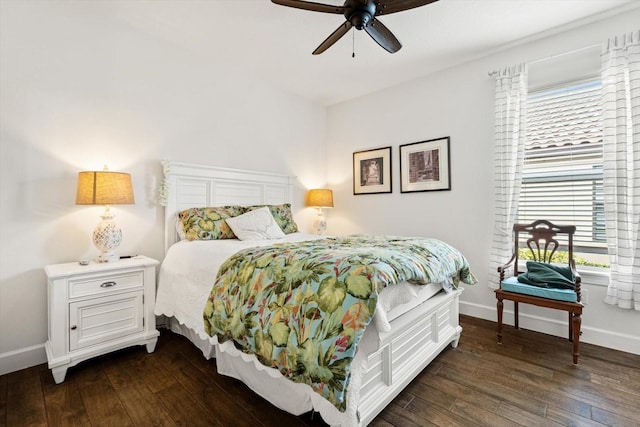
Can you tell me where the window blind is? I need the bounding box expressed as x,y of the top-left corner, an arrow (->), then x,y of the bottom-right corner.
519,81 -> 606,253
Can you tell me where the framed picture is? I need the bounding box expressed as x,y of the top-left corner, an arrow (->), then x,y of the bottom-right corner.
399,137 -> 451,193
353,147 -> 392,195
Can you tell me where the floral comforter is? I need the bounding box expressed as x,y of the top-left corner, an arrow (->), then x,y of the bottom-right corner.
203,235 -> 476,411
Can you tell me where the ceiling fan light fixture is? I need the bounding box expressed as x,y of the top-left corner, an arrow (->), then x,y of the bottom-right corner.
347,0 -> 376,30
350,12 -> 372,30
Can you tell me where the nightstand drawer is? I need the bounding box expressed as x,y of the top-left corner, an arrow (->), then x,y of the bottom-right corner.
69,271 -> 144,299
69,291 -> 143,351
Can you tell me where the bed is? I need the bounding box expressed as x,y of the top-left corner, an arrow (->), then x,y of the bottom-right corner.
155,161 -> 475,426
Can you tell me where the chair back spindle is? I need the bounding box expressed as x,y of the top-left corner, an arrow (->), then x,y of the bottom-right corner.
512,220 -> 574,275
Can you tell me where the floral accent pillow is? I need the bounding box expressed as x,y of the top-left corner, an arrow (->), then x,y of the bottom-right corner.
245,203 -> 299,234
178,206 -> 245,240
226,207 -> 285,241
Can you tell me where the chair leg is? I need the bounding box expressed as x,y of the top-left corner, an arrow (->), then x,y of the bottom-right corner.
568,312 -> 573,342
514,301 -> 519,330
497,297 -> 503,344
572,312 -> 581,364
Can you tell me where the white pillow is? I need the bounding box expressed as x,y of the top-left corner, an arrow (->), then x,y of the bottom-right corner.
225,207 -> 285,240
374,282 -> 418,332
176,219 -> 186,240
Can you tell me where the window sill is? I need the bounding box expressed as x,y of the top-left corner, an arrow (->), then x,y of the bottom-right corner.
576,266 -> 610,287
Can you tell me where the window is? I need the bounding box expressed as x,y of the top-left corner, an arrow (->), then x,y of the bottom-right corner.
518,80 -> 608,267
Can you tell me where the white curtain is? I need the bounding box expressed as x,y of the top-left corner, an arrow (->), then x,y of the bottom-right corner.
488,64 -> 528,288
601,30 -> 640,310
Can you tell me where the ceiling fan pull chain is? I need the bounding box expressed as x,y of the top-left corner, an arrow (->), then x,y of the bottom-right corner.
352,30 -> 355,58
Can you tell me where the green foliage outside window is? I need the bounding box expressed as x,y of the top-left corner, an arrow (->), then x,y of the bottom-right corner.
518,248 -> 609,268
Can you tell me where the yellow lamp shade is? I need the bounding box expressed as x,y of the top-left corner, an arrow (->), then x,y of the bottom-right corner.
76,171 -> 135,205
307,189 -> 334,208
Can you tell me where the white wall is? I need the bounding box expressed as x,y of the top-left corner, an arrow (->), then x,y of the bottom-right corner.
1,1 -> 638,377
325,10 -> 640,355
0,1 -> 327,374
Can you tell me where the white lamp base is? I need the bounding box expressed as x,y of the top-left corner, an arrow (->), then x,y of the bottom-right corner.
313,209 -> 327,235
95,250 -> 119,263
93,207 -> 122,263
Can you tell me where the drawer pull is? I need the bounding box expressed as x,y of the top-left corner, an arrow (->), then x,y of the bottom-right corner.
70,325 -> 77,330
100,281 -> 117,288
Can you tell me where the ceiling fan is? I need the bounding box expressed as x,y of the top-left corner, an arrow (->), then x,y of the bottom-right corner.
271,0 -> 439,55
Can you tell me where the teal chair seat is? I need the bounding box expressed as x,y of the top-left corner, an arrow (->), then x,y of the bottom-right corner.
501,276 -> 578,302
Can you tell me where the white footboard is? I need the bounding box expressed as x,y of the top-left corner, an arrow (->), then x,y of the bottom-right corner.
358,288 -> 462,425
197,288 -> 462,427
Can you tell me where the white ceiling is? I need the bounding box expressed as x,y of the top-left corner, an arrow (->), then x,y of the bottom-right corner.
99,0 -> 636,106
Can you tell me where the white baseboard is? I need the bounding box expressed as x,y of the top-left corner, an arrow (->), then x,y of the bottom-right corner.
460,301 -> 640,356
0,343 -> 47,376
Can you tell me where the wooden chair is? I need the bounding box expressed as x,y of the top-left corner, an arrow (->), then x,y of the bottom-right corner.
495,220 -> 583,364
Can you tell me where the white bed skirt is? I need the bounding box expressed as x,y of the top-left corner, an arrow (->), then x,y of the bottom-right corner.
163,288 -> 462,426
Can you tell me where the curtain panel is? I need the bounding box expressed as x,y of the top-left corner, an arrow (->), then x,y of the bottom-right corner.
601,30 -> 640,310
488,64 -> 528,288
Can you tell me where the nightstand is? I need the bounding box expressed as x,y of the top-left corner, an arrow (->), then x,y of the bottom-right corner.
44,256 -> 160,383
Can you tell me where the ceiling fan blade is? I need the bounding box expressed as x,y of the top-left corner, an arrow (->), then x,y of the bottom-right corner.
376,0 -> 439,15
271,0 -> 344,14
312,21 -> 353,55
364,17 -> 402,53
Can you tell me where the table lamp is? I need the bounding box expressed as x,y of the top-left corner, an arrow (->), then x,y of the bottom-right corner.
307,188 -> 333,234
76,167 -> 135,262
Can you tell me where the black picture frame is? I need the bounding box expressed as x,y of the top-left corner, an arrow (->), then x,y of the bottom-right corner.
399,137 -> 451,193
353,147 -> 392,195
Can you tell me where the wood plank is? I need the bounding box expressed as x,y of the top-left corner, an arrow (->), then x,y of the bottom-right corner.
544,369 -> 640,419
456,333 -> 557,380
590,405 -> 639,426
472,366 -> 592,419
130,351 -> 179,394
389,389 -> 416,409
376,402 -> 439,427
413,370 -> 502,413
449,400 -> 522,427
509,371 -> 593,419
155,345 -> 259,427
5,366 -> 47,427
495,401 -> 563,426
369,415 -> 399,427
404,377 -> 456,411
199,367 -> 312,426
437,365 -> 549,416
588,371 -> 640,397
102,355 -> 177,427
457,346 -> 556,378
401,396 -> 476,427
545,405 -> 604,427
73,358 -> 134,426
157,383 -> 219,427
40,370 -> 91,426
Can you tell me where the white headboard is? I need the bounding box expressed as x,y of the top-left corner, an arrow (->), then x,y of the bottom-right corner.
162,161 -> 295,254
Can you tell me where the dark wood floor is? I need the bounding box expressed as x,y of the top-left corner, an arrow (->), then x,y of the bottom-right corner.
2,315 -> 639,426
